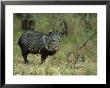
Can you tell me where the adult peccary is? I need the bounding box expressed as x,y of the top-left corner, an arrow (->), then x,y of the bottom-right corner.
18,30 -> 63,64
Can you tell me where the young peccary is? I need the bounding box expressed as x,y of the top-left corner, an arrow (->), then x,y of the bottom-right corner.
18,31 -> 63,64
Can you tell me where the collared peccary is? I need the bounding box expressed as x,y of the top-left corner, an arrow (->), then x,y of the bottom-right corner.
18,30 -> 63,64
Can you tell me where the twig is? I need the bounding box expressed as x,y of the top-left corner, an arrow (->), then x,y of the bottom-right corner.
78,32 -> 97,50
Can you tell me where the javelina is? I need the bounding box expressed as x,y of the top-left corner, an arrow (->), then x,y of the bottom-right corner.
18,30 -> 63,64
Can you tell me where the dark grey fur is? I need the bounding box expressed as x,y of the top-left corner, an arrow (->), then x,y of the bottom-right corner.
18,30 -> 62,64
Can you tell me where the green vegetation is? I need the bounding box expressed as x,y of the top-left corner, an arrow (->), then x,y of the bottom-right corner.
13,13 -> 97,75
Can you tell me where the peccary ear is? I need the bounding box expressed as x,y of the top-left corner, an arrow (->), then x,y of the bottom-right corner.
60,32 -> 65,37
48,32 -> 52,35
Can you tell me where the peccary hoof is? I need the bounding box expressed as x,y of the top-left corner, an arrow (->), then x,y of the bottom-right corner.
24,61 -> 29,64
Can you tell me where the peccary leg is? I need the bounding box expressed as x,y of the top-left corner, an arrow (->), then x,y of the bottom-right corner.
21,49 -> 29,64
40,55 -> 48,64
40,58 -> 45,65
23,53 -> 28,64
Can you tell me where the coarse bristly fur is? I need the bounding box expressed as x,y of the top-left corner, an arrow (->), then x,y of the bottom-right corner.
18,30 -> 62,64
